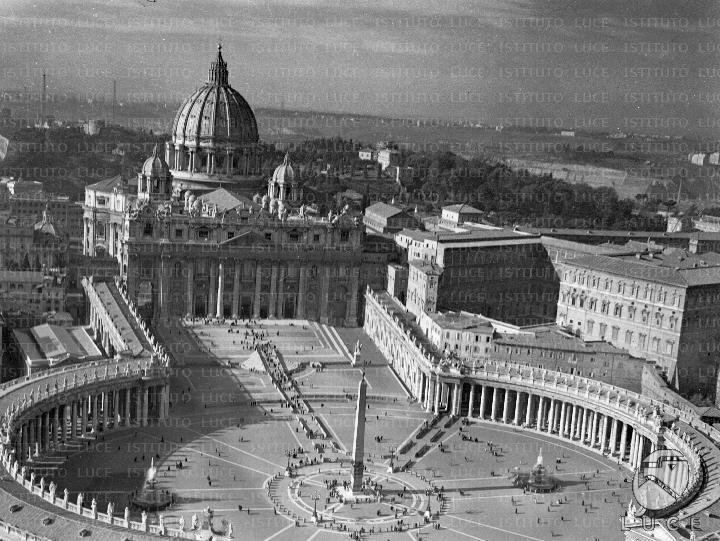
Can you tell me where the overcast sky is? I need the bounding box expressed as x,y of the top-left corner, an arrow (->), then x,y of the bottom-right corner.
2,0 -> 720,135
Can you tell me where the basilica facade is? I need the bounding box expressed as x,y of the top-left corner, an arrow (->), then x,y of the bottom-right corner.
83,48 -> 363,326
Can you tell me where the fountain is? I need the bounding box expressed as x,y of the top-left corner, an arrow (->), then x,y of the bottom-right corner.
513,449 -> 558,493
130,457 -> 172,511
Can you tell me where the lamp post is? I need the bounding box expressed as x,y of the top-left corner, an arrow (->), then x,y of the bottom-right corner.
311,492 -> 320,523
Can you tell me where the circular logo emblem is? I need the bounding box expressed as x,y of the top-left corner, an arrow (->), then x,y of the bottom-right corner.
632,448 -> 689,512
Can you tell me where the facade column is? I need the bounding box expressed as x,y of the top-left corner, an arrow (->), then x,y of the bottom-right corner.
629,431 -> 637,468
208,259 -> 218,317
319,266 -> 331,324
186,262 -> 194,316
490,387 -> 499,422
433,375 -> 441,415
60,405 -> 66,442
276,266 -> 285,317
296,265 -> 307,319
558,401 -> 567,437
231,261 -> 241,317
619,423 -> 629,462
502,389 -> 511,423
546,399 -> 555,433
467,384 -> 475,419
102,392 -> 109,430
525,394 -> 533,427
216,260 -> 225,318
424,376 -> 433,413
479,385 -> 488,419
42,411 -> 49,452
344,267 -> 360,326
514,391 -> 522,425
268,265 -> 278,318
253,261 -> 262,318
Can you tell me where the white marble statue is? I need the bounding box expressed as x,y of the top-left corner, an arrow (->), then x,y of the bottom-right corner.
178,515 -> 185,531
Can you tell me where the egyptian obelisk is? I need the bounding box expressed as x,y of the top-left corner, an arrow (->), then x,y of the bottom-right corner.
350,374 -> 367,492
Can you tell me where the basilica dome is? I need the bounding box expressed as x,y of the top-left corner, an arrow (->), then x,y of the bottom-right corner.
172,45 -> 259,150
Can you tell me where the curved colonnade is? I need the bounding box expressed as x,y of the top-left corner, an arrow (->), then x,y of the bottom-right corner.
364,288 -> 720,520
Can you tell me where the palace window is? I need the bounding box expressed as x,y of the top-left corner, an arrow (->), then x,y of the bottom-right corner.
227,231 -> 235,240
669,315 -> 677,330
175,229 -> 183,239
625,330 -> 633,344
198,229 -> 209,240
586,320 -> 594,334
314,234 -> 321,242
599,323 -> 607,338
143,223 -> 153,237
628,305 -> 636,319
651,337 -> 661,352
340,230 -> 349,242
665,341 -> 674,355
639,334 -> 647,349
655,312 -> 664,327
265,233 -> 272,241
611,326 -> 619,340
613,304 -> 622,317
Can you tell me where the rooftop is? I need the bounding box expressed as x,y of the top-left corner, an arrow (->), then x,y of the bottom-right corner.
565,251 -> 720,287
409,259 -> 443,275
12,324 -> 102,368
495,327 -> 636,356
434,228 -> 538,243
86,174 -> 126,192
364,202 -> 406,220
426,310 -> 493,331
443,203 -> 482,214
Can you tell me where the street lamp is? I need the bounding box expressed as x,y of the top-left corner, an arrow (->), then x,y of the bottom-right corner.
311,492 -> 320,523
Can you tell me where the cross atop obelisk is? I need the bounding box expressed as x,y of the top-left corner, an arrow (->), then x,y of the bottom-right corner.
350,372 -> 367,492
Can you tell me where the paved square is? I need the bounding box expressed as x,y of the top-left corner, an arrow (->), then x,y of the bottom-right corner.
44,319 -> 632,540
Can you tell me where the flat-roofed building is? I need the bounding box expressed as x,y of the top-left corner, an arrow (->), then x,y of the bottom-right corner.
363,202 -> 418,235
10,323 -> 103,375
556,248 -> 720,398
418,310 -> 494,361
439,204 -> 483,229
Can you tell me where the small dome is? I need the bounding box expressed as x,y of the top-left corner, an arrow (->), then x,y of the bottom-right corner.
272,153 -> 295,184
142,144 -> 170,178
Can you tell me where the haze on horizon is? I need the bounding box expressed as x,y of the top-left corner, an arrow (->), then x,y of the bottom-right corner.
2,0 -> 720,136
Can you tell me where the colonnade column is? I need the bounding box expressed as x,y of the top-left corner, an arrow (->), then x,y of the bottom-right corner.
113,391 -> 119,429
619,423 -> 628,462
81,397 -> 88,437
467,384 -> 476,419
599,415 -> 608,453
502,390 -> 511,423
490,387 -> 499,422
479,386 -> 488,420
525,394 -> 533,427
142,387 -> 149,426
53,407 -> 59,448
514,391 -> 522,425
296,266 -> 307,319
570,405 -> 579,439
546,399 -> 555,434
92,394 -> 99,433
590,411 -> 598,448
433,375 -> 440,415
580,408 -> 589,443
609,418 -> 619,456
208,260 -> 218,317
536,396 -> 545,430
558,401 -> 567,437
452,383 -> 461,416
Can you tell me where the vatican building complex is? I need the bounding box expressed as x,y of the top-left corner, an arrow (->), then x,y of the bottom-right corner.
3,47 -> 720,541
